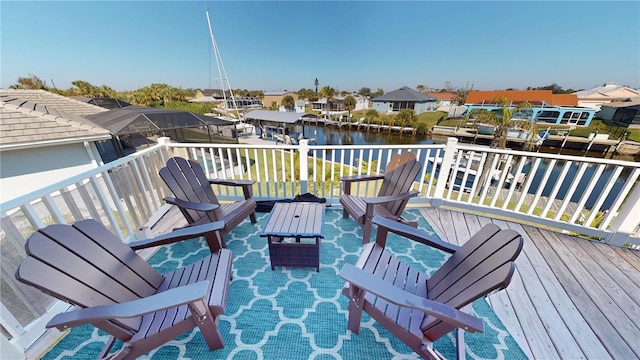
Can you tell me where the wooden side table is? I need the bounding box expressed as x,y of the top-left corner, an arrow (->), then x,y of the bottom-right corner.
260,202 -> 325,272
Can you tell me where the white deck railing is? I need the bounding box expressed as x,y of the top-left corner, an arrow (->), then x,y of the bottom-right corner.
1,136 -> 639,357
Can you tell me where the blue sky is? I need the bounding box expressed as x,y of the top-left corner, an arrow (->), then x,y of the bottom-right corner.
2,1 -> 639,93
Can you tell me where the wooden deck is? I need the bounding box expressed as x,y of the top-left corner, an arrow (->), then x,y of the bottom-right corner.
420,207 -> 640,360
148,205 -> 640,359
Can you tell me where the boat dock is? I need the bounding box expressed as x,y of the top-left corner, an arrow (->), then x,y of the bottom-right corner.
305,117 -> 417,134
431,125 -> 622,154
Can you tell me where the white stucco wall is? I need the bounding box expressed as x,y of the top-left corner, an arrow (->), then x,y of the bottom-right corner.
0,143 -> 99,203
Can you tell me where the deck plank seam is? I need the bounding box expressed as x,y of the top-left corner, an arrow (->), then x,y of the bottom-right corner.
541,229 -> 639,359
517,224 -> 611,359
490,218 -> 575,358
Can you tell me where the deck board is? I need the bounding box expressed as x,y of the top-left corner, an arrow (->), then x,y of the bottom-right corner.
419,207 -> 640,360
153,205 -> 640,360
508,223 -> 610,359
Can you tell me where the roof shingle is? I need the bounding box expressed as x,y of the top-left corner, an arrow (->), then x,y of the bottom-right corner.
0,90 -> 112,149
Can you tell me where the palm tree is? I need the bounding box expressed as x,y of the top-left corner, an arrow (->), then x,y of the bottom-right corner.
396,108 -> 416,129
357,159 -> 379,174
10,74 -> 47,90
343,95 -> 356,122
387,114 -> 395,133
320,86 -> 336,118
468,96 -> 534,149
282,95 -> 295,112
468,96 -> 535,197
365,108 -> 378,130
416,84 -> 426,93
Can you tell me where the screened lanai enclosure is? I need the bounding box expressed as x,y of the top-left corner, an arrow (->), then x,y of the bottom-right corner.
86,106 -> 238,158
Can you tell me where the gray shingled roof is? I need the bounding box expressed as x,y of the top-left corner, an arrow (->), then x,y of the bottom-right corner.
0,89 -> 108,116
0,90 -> 112,150
373,86 -> 436,102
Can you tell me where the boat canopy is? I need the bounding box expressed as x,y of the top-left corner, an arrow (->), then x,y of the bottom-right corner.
245,110 -> 317,124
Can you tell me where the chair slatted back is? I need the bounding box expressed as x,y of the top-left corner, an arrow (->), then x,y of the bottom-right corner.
160,157 -> 220,223
377,152 -> 422,216
421,224 -> 523,341
15,220 -> 165,334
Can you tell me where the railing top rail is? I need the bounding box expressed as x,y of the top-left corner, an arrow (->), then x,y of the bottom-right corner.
0,143 -> 166,212
167,141 -> 639,167
456,143 -> 640,167
165,143 -> 447,151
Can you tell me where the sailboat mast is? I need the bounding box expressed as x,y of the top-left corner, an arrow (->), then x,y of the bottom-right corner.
205,8 -> 242,119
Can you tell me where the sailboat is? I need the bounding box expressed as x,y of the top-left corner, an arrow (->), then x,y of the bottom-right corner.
204,8 -> 255,137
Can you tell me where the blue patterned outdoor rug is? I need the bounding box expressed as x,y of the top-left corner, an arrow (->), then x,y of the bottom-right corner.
41,209 -> 527,359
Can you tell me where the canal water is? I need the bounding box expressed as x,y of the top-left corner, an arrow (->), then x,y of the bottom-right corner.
290,124 -> 635,212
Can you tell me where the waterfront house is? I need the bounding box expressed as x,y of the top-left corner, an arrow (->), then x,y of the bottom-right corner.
465,90 -> 597,127
573,82 -> 640,110
598,100 -> 640,128
428,91 -> 457,111
262,91 -> 299,109
372,86 -> 437,114
311,96 -> 344,114
1,136 -> 639,359
0,89 -> 113,203
294,99 -> 306,113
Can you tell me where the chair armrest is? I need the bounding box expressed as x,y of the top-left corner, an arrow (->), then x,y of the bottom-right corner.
340,174 -> 385,183
340,264 -> 483,333
361,190 -> 420,205
129,220 -> 225,250
208,179 -> 255,199
163,197 -> 219,212
208,179 -> 255,187
372,215 -> 459,253
47,281 -> 210,330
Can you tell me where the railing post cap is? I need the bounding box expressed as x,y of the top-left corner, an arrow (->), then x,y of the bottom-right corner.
158,137 -> 172,145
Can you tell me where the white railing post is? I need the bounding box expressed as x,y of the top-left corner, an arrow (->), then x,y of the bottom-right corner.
157,137 -> 171,145
607,181 -> 640,247
432,137 -> 458,207
298,139 -> 309,194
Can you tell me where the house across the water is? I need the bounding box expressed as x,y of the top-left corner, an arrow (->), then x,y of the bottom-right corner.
465,90 -> 597,126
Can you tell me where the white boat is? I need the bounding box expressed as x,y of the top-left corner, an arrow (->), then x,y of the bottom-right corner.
507,128 -> 529,139
476,123 -> 496,135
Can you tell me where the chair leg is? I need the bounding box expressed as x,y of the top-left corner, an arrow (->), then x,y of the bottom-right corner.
343,209 -> 349,218
346,298 -> 363,335
204,231 -> 224,252
193,308 -> 225,351
250,212 -> 257,223
198,318 -> 225,351
362,222 -> 372,244
456,327 -> 466,360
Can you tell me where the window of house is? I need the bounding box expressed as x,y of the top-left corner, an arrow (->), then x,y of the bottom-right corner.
534,111 -> 560,123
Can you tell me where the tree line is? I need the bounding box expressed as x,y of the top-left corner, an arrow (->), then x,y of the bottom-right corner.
9,75 -> 384,105
9,73 -> 581,112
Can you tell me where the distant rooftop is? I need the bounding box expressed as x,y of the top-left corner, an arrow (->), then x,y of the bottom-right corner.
373,86 -> 436,102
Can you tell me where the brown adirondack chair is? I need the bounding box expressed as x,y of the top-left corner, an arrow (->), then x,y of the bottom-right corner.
160,156 -> 257,245
15,219 -> 233,360
340,216 -> 523,360
340,152 -> 422,243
